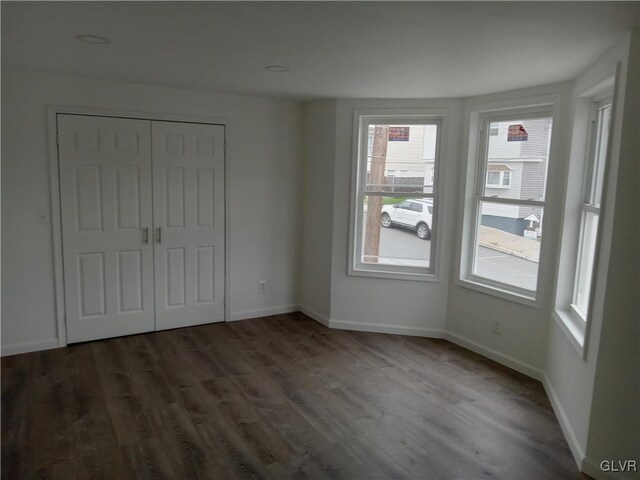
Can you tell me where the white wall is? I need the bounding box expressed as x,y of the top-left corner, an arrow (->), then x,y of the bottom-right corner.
544,33 -> 636,476
300,100 -> 336,322
328,98 -> 462,335
1,69 -> 303,354
446,81 -> 573,376
586,31 -> 639,476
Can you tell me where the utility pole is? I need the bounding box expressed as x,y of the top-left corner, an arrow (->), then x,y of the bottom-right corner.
364,126 -> 388,263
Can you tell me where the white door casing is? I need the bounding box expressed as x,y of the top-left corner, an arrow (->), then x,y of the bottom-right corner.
58,115 -> 155,342
151,121 -> 226,330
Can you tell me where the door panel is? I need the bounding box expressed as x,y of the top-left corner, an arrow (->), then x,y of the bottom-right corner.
59,115 -> 155,343
152,121 -> 225,330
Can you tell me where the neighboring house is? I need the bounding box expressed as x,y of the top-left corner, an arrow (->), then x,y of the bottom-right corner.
366,124 -> 436,193
482,118 -> 551,237
367,119 -> 551,237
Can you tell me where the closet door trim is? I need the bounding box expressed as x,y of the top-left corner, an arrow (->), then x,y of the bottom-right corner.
47,105 -> 230,348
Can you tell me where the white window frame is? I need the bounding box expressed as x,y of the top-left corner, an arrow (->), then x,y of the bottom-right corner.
569,96 -> 612,322
349,110 -> 444,282
551,76 -> 618,357
459,104 -> 555,305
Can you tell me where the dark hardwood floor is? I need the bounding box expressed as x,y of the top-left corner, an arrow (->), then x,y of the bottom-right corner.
2,313 -> 587,479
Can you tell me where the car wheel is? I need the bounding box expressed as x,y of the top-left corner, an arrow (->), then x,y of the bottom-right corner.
416,222 -> 431,240
381,213 -> 392,228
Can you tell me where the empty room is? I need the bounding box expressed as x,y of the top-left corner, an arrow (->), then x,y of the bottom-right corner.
1,2 -> 638,479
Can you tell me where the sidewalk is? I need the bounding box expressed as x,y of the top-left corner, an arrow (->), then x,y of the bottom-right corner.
478,225 -> 540,262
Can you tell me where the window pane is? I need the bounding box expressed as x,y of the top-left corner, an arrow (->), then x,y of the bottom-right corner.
472,201 -> 543,291
483,117 -> 553,200
365,124 -> 437,194
487,171 -> 500,185
361,195 -> 433,268
591,104 -> 611,206
573,211 -> 599,316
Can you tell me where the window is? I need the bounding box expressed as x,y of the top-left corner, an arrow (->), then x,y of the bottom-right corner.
570,98 -> 612,320
461,107 -> 554,299
351,115 -> 441,279
486,164 -> 512,188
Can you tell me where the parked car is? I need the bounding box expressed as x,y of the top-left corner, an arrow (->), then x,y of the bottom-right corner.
381,198 -> 433,240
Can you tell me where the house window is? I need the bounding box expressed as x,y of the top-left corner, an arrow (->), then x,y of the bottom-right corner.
351,115 -> 442,280
489,126 -> 499,136
570,99 -> 612,320
461,108 -> 554,299
486,164 -> 512,188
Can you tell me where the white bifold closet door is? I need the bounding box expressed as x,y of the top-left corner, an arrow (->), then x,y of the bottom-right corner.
151,121 -> 225,330
58,115 -> 155,343
58,115 -> 225,343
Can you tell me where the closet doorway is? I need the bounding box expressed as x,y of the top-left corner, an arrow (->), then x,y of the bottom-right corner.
56,114 -> 226,343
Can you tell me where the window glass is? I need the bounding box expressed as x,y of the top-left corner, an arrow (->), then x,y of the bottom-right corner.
591,104 -> 611,206
361,195 -> 432,268
354,118 -> 440,277
462,110 -> 554,297
472,201 -> 543,291
365,124 -> 436,194
573,211 -> 599,315
570,99 -> 612,319
483,118 -> 553,200
487,172 -> 501,185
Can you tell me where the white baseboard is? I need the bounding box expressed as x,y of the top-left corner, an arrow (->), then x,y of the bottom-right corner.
541,374 -> 586,470
330,318 -> 444,338
444,331 -> 543,381
1,338 -> 60,357
299,305 -> 330,327
228,304 -> 299,322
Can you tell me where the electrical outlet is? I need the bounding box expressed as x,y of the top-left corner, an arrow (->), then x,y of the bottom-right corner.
491,320 -> 502,335
259,280 -> 267,293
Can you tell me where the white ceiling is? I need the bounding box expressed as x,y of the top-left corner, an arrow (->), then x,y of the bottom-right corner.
2,2 -> 638,100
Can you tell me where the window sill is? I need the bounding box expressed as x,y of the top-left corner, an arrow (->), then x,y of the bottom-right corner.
456,276 -> 539,308
552,309 -> 586,358
350,265 -> 439,283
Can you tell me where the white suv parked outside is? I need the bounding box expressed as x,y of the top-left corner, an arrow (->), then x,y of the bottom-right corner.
381,198 -> 433,240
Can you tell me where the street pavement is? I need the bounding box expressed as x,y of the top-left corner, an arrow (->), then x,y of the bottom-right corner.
366,221 -> 539,290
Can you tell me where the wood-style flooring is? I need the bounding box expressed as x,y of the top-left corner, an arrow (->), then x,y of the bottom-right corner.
2,313 -> 586,479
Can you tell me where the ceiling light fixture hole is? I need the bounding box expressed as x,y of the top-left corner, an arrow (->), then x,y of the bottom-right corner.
76,34 -> 111,45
